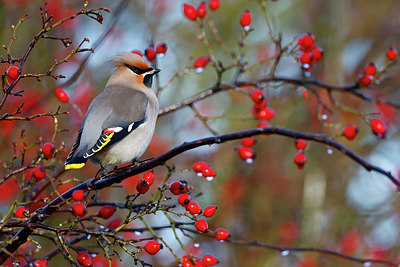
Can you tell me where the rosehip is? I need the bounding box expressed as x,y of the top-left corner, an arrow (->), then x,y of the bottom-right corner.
182,260 -> 194,267
343,125 -> 358,141
215,228 -> 230,241
15,206 -> 27,218
237,146 -> 255,163
178,193 -> 191,207
193,161 -> 209,175
107,218 -> 122,229
170,181 -> 185,195
202,167 -> 216,179
142,171 -> 154,186
299,33 -> 315,52
257,120 -> 269,128
7,66 -> 19,82
197,2 -> 207,18
32,166 -> 46,182
54,87 -> 69,102
240,10 -> 252,31
359,74 -> 372,87
183,3 -> 197,21
209,0 -> 220,11
253,99 -> 267,111
386,47 -> 397,61
311,47 -> 323,63
202,255 -> 219,266
72,202 -> 87,218
241,137 -> 256,147
144,240 -> 162,255
364,63 -> 376,76
145,47 -> 156,62
256,107 -> 275,120
251,89 -> 264,104
132,50 -> 143,57
72,189 -> 85,202
370,118 -> 386,138
294,152 -> 307,170
299,52 -> 312,64
295,139 -> 307,151
136,179 -> 150,194
193,56 -> 210,73
186,201 -> 201,215
34,259 -> 47,267
98,205 -> 116,219
77,251 -> 91,267
156,43 -> 167,57
195,219 -> 208,233
42,142 -> 55,160
203,206 -> 217,218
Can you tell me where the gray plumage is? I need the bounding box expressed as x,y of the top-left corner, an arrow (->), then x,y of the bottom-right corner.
65,53 -> 160,170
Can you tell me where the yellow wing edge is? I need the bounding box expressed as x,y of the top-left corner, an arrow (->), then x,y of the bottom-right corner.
65,163 -> 85,170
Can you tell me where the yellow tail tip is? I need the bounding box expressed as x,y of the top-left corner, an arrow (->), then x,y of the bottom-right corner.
65,163 -> 85,170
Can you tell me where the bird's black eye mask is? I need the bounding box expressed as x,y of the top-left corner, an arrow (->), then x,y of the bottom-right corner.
125,64 -> 152,75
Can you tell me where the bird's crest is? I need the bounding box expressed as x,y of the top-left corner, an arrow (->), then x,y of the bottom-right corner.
110,52 -> 150,71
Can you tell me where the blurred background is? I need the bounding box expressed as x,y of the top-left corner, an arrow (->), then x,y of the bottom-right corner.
1,0 -> 400,266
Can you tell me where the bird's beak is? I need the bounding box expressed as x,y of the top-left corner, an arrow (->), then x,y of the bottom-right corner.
152,69 -> 161,75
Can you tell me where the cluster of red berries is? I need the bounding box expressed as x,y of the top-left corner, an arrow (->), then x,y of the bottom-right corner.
297,33 -> 323,72
71,189 -> 87,218
136,171 -> 155,194
30,143 -> 56,183
193,161 -> 216,181
182,254 -> 219,266
358,63 -> 377,87
370,118 -> 386,139
293,139 -> 307,170
132,43 -> 168,62
250,89 -> 274,126
343,125 -> 359,141
183,0 -> 220,21
6,66 -> 19,84
236,137 -> 256,164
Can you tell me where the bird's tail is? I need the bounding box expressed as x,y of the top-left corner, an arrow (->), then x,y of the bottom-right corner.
65,154 -> 87,170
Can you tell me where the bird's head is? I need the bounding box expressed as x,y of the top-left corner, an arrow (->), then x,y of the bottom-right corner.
111,52 -> 160,89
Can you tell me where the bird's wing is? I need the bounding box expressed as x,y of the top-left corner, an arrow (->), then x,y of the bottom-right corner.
65,125 -> 87,169
83,88 -> 148,159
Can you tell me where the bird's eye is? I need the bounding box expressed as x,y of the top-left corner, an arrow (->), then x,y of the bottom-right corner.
125,64 -> 146,75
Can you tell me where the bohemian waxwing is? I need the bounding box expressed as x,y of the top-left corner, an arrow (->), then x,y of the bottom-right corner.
65,52 -> 160,170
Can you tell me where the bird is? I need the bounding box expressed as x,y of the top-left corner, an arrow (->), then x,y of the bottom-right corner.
65,52 -> 160,171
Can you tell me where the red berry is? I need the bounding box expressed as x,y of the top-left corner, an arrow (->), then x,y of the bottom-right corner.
240,10 -> 252,30
77,252 -> 91,267
257,120 -> 269,128
34,259 -> 48,267
364,63 -> 376,76
72,189 -> 85,202
107,217 -> 122,229
294,152 -> 307,170
253,99 -> 267,112
370,118 -> 386,137
197,2 -> 207,18
144,240 -> 162,255
386,47 -> 397,61
156,43 -> 168,56
193,56 -> 210,73
237,146 -> 255,163
183,4 -> 197,21
182,261 -> 194,267
178,193 -> 191,207
202,167 -> 216,178
99,205 -> 116,219
136,179 -> 150,194
203,206 -> 217,218
7,66 -> 19,82
215,228 -> 230,241
72,202 -> 87,218
209,0 -> 220,11
186,201 -> 201,215
194,260 -> 205,267
132,50 -> 143,57
241,137 -> 256,147
54,87 -> 69,103
142,171 -> 155,186
15,206 -> 27,218
202,254 -> 218,266
42,143 -> 55,160
145,47 -> 156,62
299,33 -> 315,52
343,125 -> 358,141
295,139 -> 307,151
311,47 -> 323,63
195,219 -> 209,233
193,161 -> 209,174
300,52 -> 312,64
251,89 -> 264,104
170,181 -> 185,195
32,166 -> 46,182
256,107 -> 275,120
359,74 -> 372,87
